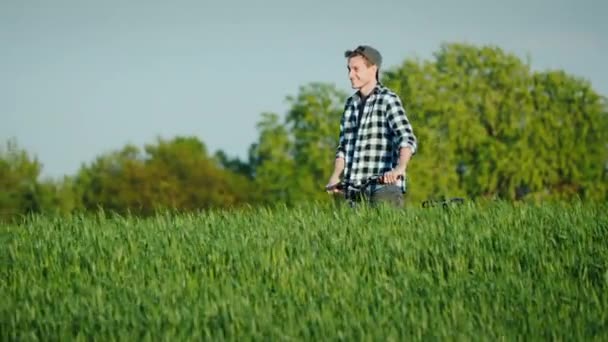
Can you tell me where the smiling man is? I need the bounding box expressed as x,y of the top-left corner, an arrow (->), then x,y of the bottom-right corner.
325,45 -> 418,208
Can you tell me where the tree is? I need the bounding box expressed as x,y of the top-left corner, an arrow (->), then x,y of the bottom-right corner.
382,42 -> 608,202
0,138 -> 78,222
73,136 -> 259,216
0,138 -> 45,221
247,83 -> 348,205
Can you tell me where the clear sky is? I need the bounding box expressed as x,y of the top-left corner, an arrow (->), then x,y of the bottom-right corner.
2,0 -> 606,179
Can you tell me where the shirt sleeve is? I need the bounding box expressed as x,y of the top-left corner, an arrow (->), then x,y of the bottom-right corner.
386,95 -> 418,155
335,111 -> 346,159
336,100 -> 351,159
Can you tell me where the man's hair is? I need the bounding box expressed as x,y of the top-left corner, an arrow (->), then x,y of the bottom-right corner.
346,50 -> 374,67
345,50 -> 380,81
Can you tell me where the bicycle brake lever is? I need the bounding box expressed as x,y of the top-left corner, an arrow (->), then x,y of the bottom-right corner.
325,183 -> 344,191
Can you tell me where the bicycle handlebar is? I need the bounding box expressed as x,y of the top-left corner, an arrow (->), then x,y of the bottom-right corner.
325,175 -> 467,209
325,174 -> 403,192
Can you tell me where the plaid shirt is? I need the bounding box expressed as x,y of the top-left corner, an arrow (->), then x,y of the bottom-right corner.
336,82 -> 418,196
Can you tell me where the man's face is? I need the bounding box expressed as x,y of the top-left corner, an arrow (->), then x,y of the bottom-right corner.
347,55 -> 376,89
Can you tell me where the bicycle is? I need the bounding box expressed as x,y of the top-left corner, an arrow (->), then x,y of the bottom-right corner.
325,173 -> 400,192
325,174 -> 405,208
421,196 -> 466,209
325,174 -> 466,209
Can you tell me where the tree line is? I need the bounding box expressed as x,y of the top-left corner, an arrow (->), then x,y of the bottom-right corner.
2,43 -> 607,222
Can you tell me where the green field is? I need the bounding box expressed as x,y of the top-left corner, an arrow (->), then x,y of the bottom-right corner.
2,200 -> 607,340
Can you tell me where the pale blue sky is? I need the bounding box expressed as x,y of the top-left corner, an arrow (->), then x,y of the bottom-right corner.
2,0 -> 606,178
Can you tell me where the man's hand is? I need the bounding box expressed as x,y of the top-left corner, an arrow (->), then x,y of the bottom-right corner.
381,147 -> 411,184
381,168 -> 405,184
326,157 -> 345,193
325,175 -> 342,193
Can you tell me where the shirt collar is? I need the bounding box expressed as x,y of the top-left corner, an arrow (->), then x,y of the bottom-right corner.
355,82 -> 384,100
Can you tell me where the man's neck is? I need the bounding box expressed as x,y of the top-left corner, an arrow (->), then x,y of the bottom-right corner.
358,80 -> 378,98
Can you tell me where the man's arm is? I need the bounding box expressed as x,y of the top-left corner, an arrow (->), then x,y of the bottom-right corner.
383,95 -> 418,183
329,157 -> 345,180
326,108 -> 347,191
326,156 -> 345,192
386,95 -> 417,157
394,146 -> 413,174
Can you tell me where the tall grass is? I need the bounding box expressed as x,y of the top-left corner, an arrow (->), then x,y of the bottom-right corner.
2,200 -> 607,340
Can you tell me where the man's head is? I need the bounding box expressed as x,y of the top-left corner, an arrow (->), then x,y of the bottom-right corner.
344,45 -> 382,90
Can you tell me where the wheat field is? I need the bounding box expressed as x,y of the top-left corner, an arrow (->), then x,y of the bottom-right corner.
2,200 -> 607,340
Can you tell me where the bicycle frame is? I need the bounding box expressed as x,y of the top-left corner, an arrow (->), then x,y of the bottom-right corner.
326,175 -> 466,209
324,174 -> 403,208
421,197 -> 465,209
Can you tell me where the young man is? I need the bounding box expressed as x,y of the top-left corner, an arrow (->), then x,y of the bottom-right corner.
325,45 -> 418,207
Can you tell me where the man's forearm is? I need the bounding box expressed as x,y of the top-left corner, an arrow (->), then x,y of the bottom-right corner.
331,157 -> 345,178
394,147 -> 413,174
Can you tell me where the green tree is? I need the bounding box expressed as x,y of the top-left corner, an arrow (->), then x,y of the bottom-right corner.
74,136 -> 258,216
214,149 -> 254,180
382,42 -> 608,202
0,138 -> 78,222
248,112 -> 297,204
0,138 -> 45,220
247,83 -> 348,205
